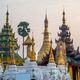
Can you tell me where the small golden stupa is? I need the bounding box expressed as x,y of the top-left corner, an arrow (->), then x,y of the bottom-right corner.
49,40 -> 55,63
30,36 -> 36,61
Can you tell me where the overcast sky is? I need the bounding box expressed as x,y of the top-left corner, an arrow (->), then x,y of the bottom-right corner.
0,0 -> 80,57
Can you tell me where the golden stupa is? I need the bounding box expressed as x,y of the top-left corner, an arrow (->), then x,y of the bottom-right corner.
37,13 -> 50,62
49,40 -> 55,63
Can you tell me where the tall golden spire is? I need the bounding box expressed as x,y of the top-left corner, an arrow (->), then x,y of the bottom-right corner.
49,40 -> 55,63
30,36 -> 36,61
62,10 -> 66,25
37,11 -> 50,62
6,6 -> 9,26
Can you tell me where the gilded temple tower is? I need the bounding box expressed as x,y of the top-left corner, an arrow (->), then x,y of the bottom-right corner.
56,10 -> 73,47
0,8 -> 23,68
37,13 -> 50,63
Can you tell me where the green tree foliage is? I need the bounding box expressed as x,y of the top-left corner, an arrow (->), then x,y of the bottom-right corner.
17,22 -> 30,37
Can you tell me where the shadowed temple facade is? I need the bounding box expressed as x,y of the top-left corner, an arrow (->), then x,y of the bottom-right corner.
0,8 -> 79,80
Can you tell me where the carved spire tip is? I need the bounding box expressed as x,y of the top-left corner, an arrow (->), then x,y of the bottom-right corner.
62,9 -> 66,24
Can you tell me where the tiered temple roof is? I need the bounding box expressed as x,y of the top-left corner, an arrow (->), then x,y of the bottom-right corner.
0,9 -> 24,68
56,10 -> 73,45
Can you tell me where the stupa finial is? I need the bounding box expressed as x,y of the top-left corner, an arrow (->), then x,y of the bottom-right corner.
62,9 -> 66,24
6,5 -> 9,26
44,8 -> 48,27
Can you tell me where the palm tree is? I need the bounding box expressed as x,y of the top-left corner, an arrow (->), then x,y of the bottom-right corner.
17,21 -> 30,59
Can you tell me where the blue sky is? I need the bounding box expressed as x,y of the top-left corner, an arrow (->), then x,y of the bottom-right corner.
0,0 -> 80,57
